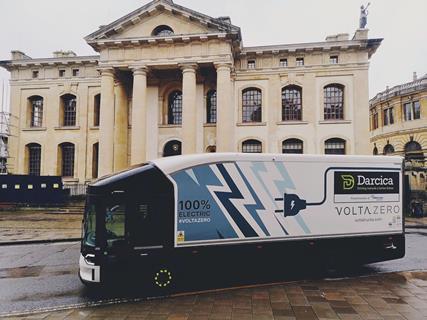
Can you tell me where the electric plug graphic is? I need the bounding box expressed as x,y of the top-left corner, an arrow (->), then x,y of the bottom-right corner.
275,193 -> 307,217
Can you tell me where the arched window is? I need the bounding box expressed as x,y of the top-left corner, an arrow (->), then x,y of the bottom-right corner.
325,138 -> 346,155
59,142 -> 75,177
92,142 -> 99,179
404,141 -> 423,161
282,86 -> 302,121
163,140 -> 182,157
242,139 -> 262,153
61,94 -> 77,126
26,143 -> 41,176
206,146 -> 216,153
152,25 -> 174,37
93,94 -> 100,127
324,84 -> 344,120
206,90 -> 217,124
373,146 -> 378,155
282,138 -> 303,154
168,91 -> 182,125
29,96 -> 43,127
383,144 -> 395,155
242,88 -> 262,122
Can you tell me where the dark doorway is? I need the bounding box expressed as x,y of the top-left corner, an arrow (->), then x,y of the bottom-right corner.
163,140 -> 182,157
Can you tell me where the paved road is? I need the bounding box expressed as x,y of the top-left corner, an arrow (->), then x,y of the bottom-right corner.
0,229 -> 426,317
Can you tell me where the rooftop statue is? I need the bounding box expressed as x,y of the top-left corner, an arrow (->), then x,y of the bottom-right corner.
359,3 -> 370,29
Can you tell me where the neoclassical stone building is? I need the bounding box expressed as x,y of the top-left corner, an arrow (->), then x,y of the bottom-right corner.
370,73 -> 427,194
0,0 -> 381,185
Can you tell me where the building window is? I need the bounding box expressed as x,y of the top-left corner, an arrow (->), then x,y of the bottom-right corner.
330,56 -> 338,64
61,94 -> 77,126
72,69 -> 79,77
247,60 -> 256,69
296,57 -> 304,66
383,107 -> 394,126
414,101 -> 421,119
282,85 -> 302,121
152,25 -> 174,37
206,90 -> 217,124
27,143 -> 41,176
94,94 -> 101,127
282,139 -> 303,154
242,88 -> 262,122
163,140 -> 182,157
242,139 -> 262,153
279,59 -> 288,67
325,138 -> 346,155
168,91 -> 183,125
92,142 -> 99,179
403,101 -> 421,121
59,70 -> 65,77
383,144 -> 395,155
59,143 -> 75,177
404,141 -> 424,161
324,84 -> 344,120
29,96 -> 43,127
372,111 -> 378,130
32,70 -> 39,79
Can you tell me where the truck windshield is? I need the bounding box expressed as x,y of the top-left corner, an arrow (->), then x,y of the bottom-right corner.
83,196 -> 126,248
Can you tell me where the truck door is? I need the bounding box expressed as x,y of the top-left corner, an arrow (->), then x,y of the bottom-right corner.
128,195 -> 166,248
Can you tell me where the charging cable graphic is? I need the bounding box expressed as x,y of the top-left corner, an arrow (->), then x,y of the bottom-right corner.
273,166 -> 399,217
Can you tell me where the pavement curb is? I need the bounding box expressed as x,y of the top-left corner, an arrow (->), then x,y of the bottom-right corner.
0,238 -> 81,246
405,225 -> 427,229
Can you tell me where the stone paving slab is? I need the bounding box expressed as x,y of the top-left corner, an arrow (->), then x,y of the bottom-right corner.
405,217 -> 427,229
2,271 -> 427,320
0,211 -> 82,243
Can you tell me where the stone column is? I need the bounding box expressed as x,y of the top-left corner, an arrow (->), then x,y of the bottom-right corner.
181,63 -> 198,154
114,81 -> 128,171
130,67 -> 148,165
98,68 -> 115,177
215,63 -> 234,152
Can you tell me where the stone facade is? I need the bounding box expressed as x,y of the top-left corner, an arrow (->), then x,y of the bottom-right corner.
0,0 -> 381,185
370,73 -> 427,201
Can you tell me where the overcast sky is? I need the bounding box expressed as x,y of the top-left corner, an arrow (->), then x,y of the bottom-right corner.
1,0 -> 426,107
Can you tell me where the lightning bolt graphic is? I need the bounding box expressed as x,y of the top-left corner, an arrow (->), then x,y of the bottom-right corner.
233,164 -> 269,236
291,200 -> 295,210
207,164 -> 258,238
249,162 -> 289,235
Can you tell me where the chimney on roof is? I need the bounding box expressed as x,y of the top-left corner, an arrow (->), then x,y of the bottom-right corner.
11,50 -> 32,60
413,72 -> 417,81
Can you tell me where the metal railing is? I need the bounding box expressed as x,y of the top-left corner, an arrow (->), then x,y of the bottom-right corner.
63,184 -> 87,196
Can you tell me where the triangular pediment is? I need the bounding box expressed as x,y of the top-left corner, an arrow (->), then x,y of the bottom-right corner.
85,0 -> 240,45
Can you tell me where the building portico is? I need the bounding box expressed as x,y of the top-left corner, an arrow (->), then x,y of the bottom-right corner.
0,0 -> 382,185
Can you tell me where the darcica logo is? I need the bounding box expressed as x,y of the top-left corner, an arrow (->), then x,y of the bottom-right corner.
341,175 -> 355,190
335,171 -> 399,195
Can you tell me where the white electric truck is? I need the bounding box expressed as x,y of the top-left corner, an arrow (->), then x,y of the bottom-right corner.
80,153 -> 405,290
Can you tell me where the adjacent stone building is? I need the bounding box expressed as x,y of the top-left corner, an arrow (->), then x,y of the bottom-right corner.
370,73 -> 427,205
0,0 -> 381,186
